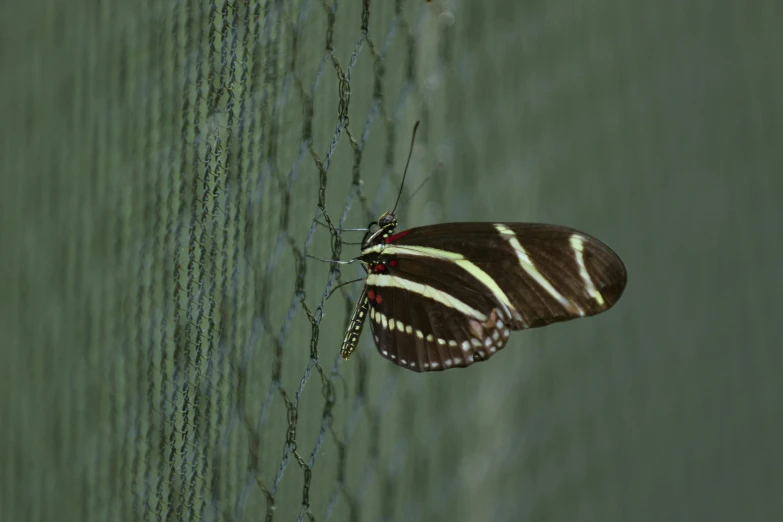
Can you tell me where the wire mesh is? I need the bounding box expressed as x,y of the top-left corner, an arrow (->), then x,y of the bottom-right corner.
2,0 -> 446,520
3,0 -> 783,521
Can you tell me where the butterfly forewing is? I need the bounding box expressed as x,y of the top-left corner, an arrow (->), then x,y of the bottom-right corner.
373,223 -> 626,326
352,222 -> 627,371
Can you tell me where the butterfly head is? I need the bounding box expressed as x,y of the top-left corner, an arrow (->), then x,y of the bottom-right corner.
378,211 -> 397,229
361,211 -> 398,250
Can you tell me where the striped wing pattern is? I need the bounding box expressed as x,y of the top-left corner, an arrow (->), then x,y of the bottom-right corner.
349,222 -> 627,373
390,223 -> 627,328
366,275 -> 511,371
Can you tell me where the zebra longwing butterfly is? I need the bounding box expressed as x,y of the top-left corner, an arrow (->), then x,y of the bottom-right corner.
339,122 -> 627,372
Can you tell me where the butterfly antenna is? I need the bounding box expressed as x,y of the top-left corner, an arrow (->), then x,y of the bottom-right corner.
391,120 -> 420,215
396,161 -> 442,217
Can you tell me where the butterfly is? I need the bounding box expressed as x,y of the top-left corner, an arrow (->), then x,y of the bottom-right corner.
337,122 -> 627,372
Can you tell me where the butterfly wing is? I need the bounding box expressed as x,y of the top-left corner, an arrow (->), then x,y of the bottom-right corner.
366,264 -> 511,372
361,222 -> 626,372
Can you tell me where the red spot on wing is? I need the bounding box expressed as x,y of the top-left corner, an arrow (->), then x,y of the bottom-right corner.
389,259 -> 397,267
375,293 -> 383,304
385,230 -> 411,243
367,289 -> 375,300
373,264 -> 386,273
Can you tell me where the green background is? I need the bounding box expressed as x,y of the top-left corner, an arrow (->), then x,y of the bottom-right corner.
2,0 -> 781,520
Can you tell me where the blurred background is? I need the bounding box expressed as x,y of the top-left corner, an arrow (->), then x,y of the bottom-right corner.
2,0 -> 781,521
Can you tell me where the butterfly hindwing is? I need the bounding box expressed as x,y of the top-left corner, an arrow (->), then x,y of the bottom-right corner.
365,281 -> 510,372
